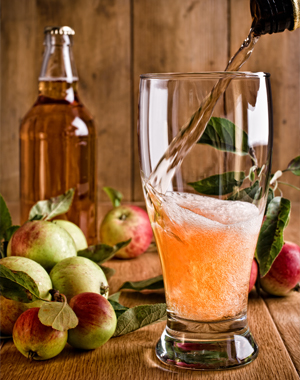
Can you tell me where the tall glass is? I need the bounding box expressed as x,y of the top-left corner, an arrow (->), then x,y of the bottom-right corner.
138,72 -> 273,370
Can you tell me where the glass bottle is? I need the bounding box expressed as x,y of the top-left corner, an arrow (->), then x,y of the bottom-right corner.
20,26 -> 97,245
251,0 -> 300,34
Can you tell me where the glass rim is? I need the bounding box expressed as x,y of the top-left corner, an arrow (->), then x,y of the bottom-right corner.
140,71 -> 270,80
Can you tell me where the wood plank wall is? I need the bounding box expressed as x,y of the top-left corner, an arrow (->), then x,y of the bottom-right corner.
1,0 -> 299,208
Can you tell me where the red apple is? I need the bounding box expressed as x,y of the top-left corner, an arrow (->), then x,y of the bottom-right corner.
249,259 -> 258,293
13,308 -> 68,360
100,205 -> 153,259
67,292 -> 117,350
260,241 -> 300,296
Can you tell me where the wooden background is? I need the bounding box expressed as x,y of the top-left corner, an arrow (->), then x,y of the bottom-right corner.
1,0 -> 299,208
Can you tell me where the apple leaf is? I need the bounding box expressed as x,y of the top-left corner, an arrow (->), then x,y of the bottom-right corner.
0,194 -> 12,241
38,298 -> 78,331
119,275 -> 164,292
103,187 -> 123,207
284,156 -> 300,176
100,265 -> 116,279
188,171 -> 245,196
108,292 -> 121,302
197,117 -> 249,155
109,302 -> 129,319
0,265 -> 42,303
77,239 -> 131,264
255,197 -> 291,277
113,303 -> 167,337
28,188 -> 75,221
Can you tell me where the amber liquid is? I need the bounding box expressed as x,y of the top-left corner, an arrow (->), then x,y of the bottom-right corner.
20,81 -> 97,245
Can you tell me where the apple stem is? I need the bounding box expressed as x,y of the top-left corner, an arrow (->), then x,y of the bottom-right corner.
100,282 -> 109,297
28,350 -> 36,361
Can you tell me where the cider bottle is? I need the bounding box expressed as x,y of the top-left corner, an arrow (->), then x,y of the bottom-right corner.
20,26 -> 97,245
250,0 -> 300,34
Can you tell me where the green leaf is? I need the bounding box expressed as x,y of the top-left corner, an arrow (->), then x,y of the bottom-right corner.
100,265 -> 115,279
103,187 -> 123,208
0,265 -> 42,303
28,188 -> 75,221
108,292 -> 121,302
228,180 -> 260,202
38,299 -> 78,331
119,275 -> 164,292
108,297 -> 129,319
0,194 -> 12,241
188,171 -> 245,196
77,239 -> 131,264
3,225 -> 20,242
285,156 -> 300,176
198,117 -> 249,155
255,197 -> 291,277
113,303 -> 167,337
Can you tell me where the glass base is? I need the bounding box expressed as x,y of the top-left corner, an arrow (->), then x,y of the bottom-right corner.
156,312 -> 258,371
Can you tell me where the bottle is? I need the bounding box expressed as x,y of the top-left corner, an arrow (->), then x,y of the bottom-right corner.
20,26 -> 97,245
250,0 -> 300,34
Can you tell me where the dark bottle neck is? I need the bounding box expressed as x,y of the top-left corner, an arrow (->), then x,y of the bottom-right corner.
250,0 -> 296,35
39,30 -> 78,83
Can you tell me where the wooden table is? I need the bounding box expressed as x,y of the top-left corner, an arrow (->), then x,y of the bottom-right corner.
1,203 -> 299,380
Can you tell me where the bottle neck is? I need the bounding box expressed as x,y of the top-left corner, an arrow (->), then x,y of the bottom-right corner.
250,0 -> 299,35
39,32 -> 78,83
38,81 -> 78,102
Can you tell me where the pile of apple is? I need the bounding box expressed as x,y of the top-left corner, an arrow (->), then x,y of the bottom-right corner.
0,219 -> 118,359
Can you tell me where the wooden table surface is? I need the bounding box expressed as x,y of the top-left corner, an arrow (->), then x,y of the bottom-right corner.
1,203 -> 299,380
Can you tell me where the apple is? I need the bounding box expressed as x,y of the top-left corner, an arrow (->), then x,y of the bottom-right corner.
7,220 -> 77,271
13,308 -> 68,360
260,241 -> 300,296
68,292 -> 117,350
100,205 -> 153,259
0,256 -> 52,336
249,259 -> 258,293
52,220 -> 88,251
50,256 -> 109,301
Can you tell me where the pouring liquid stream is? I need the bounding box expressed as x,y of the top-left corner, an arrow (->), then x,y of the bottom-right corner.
147,29 -> 260,198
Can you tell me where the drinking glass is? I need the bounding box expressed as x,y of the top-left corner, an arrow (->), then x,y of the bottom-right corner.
138,72 -> 273,370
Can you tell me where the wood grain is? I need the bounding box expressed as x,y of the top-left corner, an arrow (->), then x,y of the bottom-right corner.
0,0 -> 132,203
1,203 -> 300,379
132,0 -> 229,201
1,255 -> 299,380
230,0 -> 300,203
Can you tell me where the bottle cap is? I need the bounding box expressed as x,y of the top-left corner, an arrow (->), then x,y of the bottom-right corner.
44,26 -> 75,35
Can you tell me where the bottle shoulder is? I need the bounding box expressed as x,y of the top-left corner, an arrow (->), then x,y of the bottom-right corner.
20,97 -> 96,137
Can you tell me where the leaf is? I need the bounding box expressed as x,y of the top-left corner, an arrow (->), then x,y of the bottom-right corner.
108,297 -> 129,319
100,265 -> 115,279
119,275 -> 164,292
285,156 -> 300,176
228,180 -> 260,202
0,194 -> 12,241
188,172 -> 245,196
28,188 -> 75,221
103,187 -> 123,207
77,239 -> 131,264
108,292 -> 121,302
197,117 -> 249,155
3,225 -> 20,242
0,265 -> 41,303
255,197 -> 291,277
113,303 -> 167,337
38,299 -> 78,331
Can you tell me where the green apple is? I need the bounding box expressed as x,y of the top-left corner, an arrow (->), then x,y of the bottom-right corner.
13,308 -> 67,360
0,256 -> 52,336
50,256 -> 109,301
68,292 -> 117,350
7,220 -> 77,271
52,220 -> 88,251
